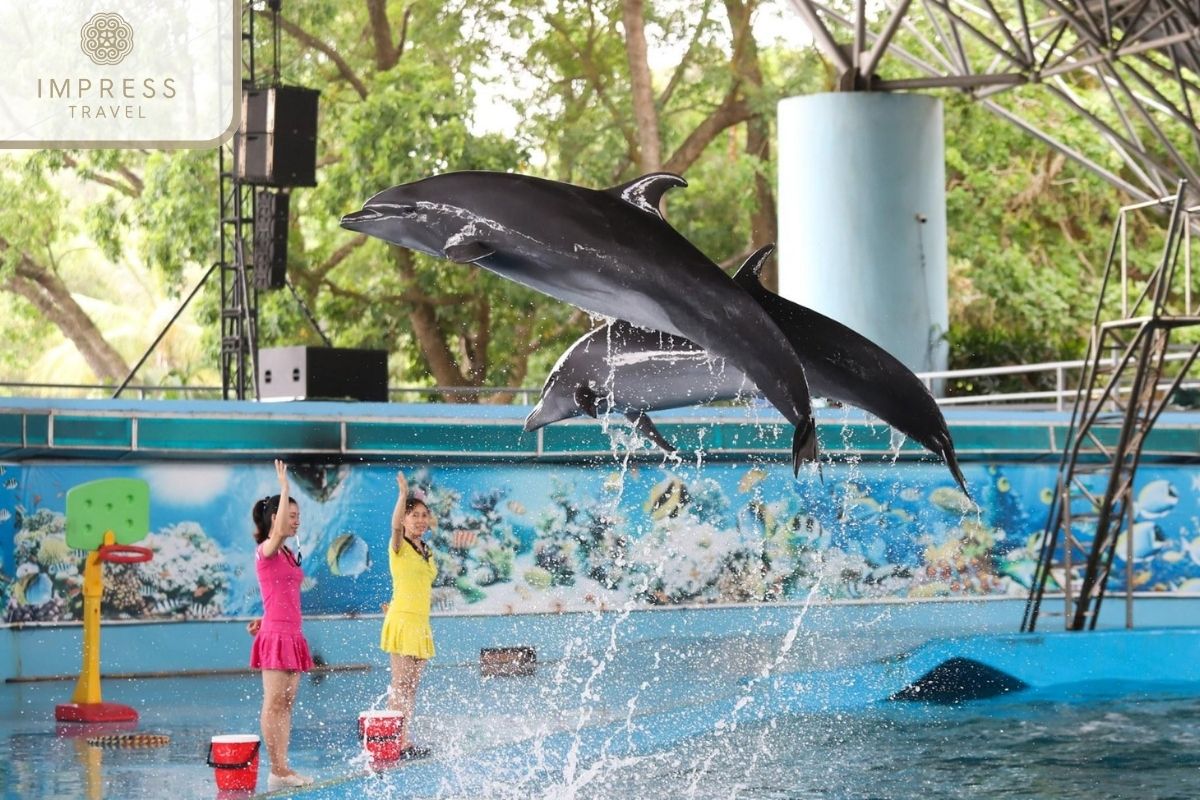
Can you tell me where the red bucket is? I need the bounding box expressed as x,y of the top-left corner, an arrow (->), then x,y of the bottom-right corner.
207,734 -> 261,791
358,710 -> 404,762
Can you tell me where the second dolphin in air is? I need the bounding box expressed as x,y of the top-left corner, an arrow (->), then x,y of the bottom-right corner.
524,245 -> 968,495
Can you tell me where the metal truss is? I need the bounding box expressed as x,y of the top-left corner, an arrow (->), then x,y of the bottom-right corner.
788,0 -> 1200,203
1021,183 -> 1200,632
217,3 -> 262,401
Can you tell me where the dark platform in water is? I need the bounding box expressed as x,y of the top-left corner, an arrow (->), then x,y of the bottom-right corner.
889,656 -> 1029,704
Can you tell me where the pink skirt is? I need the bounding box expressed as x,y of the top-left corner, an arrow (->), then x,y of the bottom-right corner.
250,630 -> 314,672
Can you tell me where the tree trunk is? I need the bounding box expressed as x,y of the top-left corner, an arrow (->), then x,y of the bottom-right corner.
663,90 -> 751,176
463,297 -> 490,386
622,0 -> 661,173
387,246 -> 470,399
365,0 -> 399,71
1,243 -> 130,383
724,0 -> 779,290
746,119 -> 778,290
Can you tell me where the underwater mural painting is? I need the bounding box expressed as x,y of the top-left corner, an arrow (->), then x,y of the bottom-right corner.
0,459 -> 1198,623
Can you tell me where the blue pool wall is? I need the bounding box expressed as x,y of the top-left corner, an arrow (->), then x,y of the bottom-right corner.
1,398 -> 1199,682
4,595 -> 1200,684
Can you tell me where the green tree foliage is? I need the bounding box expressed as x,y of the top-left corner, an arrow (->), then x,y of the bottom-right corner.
942,90 -> 1174,395
944,96 -> 1101,383
0,0 -> 1182,401
0,151 -> 137,384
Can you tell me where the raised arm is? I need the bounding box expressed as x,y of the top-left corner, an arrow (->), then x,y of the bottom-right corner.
261,459 -> 290,558
391,471 -> 408,553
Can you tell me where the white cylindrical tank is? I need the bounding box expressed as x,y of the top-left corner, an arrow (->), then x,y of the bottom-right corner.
777,92 -> 948,378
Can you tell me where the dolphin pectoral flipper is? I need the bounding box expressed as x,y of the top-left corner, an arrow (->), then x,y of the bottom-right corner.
606,173 -> 688,220
444,241 -> 495,263
624,410 -> 676,453
575,386 -> 599,418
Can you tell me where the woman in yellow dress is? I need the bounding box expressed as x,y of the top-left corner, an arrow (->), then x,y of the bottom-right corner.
380,470 -> 438,757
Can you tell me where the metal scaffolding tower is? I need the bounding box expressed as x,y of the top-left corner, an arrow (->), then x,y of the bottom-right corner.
785,1 -> 1200,632
1022,184 -> 1200,632
217,4 -> 261,401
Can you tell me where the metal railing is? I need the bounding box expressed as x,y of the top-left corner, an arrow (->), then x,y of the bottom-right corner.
921,351 -> 1200,411
0,381 -> 542,404
1,352 -> 1197,409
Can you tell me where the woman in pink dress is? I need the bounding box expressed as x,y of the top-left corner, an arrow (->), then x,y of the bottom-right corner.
247,459 -> 314,791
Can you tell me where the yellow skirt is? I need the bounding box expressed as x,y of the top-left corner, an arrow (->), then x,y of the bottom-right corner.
380,611 -> 435,659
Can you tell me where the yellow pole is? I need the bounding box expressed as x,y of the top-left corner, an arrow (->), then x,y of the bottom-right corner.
70,531 -> 113,705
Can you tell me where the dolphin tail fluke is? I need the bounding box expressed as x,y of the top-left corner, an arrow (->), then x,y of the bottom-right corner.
931,430 -> 970,498
625,411 -> 676,453
791,420 -> 819,476
944,444 -> 970,499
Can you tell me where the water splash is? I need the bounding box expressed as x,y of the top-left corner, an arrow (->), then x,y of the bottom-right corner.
681,576 -> 825,797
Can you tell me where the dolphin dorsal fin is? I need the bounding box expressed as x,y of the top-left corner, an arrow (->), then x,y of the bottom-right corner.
607,173 -> 688,219
732,244 -> 777,286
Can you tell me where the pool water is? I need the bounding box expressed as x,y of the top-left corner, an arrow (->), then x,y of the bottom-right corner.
566,687 -> 1200,800
4,623 -> 1199,800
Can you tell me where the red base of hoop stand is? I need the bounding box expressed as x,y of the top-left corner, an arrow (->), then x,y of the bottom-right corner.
55,702 -> 139,723
54,720 -> 137,739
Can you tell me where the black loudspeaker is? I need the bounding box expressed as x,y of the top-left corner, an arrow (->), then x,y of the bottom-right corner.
258,346 -> 389,402
253,190 -> 289,290
236,86 -> 319,187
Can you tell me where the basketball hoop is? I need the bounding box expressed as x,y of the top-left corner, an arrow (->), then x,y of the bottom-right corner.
98,544 -> 153,564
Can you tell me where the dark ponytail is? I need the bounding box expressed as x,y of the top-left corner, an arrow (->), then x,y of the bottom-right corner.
252,494 -> 298,544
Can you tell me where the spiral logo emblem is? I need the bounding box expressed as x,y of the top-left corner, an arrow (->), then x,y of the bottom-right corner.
80,12 -> 134,66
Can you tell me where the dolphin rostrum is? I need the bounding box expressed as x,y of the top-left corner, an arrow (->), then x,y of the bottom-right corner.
525,245 -> 968,495
341,171 -> 817,472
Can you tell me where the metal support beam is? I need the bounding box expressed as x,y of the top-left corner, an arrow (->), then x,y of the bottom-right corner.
788,0 -> 851,74
786,0 -> 1200,203
862,0 -> 915,77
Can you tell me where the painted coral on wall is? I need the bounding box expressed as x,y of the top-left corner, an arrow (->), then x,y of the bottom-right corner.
0,458 -> 1196,623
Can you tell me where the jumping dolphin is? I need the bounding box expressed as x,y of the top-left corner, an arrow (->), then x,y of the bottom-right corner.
340,171 -> 817,472
525,245 -> 968,495
526,314 -> 756,453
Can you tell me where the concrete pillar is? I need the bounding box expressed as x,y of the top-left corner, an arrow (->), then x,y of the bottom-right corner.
777,92 -> 948,377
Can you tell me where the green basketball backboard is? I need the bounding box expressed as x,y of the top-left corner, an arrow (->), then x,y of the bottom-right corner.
65,478 -> 150,551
